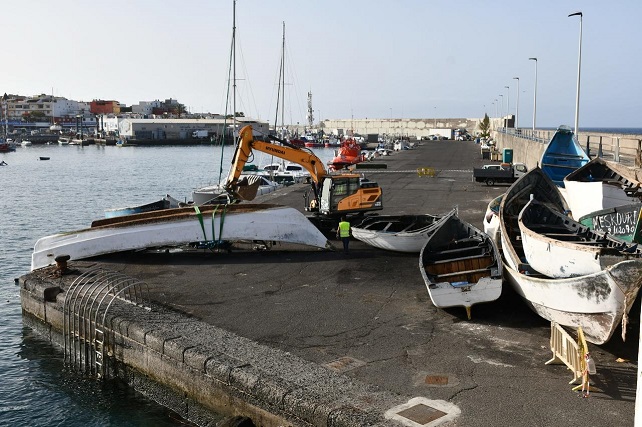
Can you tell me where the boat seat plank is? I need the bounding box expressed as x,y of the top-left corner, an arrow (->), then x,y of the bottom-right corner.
431,267 -> 492,279
429,245 -> 484,256
426,254 -> 493,265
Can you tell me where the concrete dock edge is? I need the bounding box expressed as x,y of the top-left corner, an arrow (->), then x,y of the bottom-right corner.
19,266 -> 408,426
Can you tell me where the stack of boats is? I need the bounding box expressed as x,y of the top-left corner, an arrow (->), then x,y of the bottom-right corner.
484,126 -> 642,345
498,166 -> 642,344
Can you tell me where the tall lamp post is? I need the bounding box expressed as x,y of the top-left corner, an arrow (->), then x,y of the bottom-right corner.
529,57 -> 537,131
494,99 -> 498,118
499,95 -> 504,123
513,77 -> 519,129
569,11 -> 583,135
504,86 -> 510,128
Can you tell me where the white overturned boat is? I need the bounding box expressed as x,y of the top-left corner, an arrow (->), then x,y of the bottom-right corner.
351,209 -> 456,253
518,198 -> 642,278
419,214 -> 502,320
32,204 -> 331,271
500,167 -> 642,344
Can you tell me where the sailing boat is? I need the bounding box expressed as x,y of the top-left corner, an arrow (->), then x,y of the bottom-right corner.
191,0 -> 244,205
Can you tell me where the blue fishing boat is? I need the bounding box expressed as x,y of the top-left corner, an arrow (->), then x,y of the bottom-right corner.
539,125 -> 589,187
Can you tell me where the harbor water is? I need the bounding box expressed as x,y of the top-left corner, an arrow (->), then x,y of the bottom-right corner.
0,142 -> 336,426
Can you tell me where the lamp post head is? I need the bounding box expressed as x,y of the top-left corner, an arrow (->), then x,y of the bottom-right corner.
529,57 -> 537,61
568,11 -> 582,18
505,86 -> 509,90
513,77 -> 519,80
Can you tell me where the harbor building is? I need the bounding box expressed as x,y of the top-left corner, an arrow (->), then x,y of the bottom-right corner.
117,117 -> 268,140
319,117 -> 512,139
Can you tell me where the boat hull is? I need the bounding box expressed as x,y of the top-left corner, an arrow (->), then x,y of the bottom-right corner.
32,204 -> 331,270
500,167 -> 642,344
420,215 -> 503,317
518,198 -> 642,277
502,260 -> 642,344
351,211 -> 454,253
539,125 -> 589,187
563,157 -> 642,220
579,204 -> 642,242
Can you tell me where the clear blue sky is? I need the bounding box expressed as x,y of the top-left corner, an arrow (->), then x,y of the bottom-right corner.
3,0 -> 640,128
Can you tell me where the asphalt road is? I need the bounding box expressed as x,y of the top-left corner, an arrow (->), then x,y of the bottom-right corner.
97,139 -> 639,426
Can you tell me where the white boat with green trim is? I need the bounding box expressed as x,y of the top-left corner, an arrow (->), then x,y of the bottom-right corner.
31,204 -> 331,270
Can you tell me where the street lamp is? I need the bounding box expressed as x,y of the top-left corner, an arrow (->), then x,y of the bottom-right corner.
513,77 -> 519,129
569,11 -> 583,135
494,99 -> 498,118
529,57 -> 538,131
504,86 -> 510,128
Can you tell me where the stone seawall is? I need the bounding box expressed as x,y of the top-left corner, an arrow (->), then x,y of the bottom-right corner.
20,264 -> 405,427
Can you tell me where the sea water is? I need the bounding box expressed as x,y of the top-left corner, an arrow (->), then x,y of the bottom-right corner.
0,142 -> 336,426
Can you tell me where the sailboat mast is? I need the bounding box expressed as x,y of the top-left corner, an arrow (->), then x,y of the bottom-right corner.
232,0 -> 237,136
280,22 -> 285,134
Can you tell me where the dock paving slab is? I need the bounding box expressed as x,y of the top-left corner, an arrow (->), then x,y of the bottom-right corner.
21,140 -> 639,426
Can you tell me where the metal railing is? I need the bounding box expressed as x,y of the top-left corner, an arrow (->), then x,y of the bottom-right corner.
497,127 -> 642,167
63,268 -> 151,379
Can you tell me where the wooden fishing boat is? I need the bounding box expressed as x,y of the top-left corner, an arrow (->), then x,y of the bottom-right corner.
31,204 -> 332,271
563,157 -> 642,221
499,167 -> 642,344
539,125 -> 589,187
518,198 -> 642,278
419,214 -> 502,320
578,203 -> 642,242
351,209 -> 456,253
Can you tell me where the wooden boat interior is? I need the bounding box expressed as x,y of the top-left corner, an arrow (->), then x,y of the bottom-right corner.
521,199 -> 641,253
422,216 -> 499,284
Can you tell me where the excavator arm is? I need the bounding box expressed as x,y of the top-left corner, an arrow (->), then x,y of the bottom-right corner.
225,125 -> 327,200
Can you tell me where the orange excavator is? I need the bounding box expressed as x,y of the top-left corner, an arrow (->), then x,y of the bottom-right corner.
224,125 -> 382,221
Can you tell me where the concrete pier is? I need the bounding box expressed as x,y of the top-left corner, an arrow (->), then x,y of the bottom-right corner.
20,139 -> 638,426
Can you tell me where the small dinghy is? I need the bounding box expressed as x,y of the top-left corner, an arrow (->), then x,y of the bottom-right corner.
351,208 -> 456,253
419,214 -> 502,319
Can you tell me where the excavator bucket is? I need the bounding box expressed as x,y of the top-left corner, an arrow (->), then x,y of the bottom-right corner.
230,175 -> 262,201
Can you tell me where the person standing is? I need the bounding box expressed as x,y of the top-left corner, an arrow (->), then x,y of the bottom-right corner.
581,352 -> 596,398
337,216 -> 351,253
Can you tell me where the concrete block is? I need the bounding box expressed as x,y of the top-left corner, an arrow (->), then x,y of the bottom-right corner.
204,353 -> 245,384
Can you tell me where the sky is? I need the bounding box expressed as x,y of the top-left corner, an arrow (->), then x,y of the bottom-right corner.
2,0 -> 641,128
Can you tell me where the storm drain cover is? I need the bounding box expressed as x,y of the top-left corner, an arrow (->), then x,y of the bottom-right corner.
323,356 -> 366,373
397,404 -> 447,424
385,397 -> 460,426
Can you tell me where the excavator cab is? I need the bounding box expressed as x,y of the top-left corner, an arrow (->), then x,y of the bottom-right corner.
318,175 -> 382,216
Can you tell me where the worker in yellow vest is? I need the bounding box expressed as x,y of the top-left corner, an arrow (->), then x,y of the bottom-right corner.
336,216 -> 351,253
